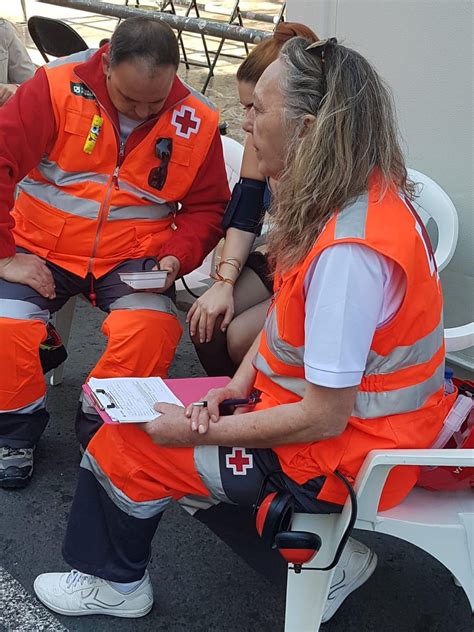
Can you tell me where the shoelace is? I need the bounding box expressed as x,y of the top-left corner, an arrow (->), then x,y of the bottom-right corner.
66,570 -> 96,589
0,447 -> 31,458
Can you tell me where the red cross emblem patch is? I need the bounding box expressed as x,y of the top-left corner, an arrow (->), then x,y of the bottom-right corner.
225,448 -> 253,475
171,105 -> 201,139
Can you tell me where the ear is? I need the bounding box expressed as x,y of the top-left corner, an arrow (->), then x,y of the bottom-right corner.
300,114 -> 316,137
101,53 -> 110,78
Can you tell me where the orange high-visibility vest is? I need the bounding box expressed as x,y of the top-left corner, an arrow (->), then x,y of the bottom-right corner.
253,174 -> 455,510
12,51 -> 219,277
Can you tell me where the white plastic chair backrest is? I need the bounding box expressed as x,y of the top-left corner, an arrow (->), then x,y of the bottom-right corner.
407,168 -> 459,272
221,136 -> 244,191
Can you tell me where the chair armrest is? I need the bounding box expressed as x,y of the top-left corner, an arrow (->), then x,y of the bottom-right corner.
354,449 -> 473,523
445,322 -> 474,352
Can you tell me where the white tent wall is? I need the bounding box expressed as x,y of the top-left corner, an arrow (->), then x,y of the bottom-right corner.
287,0 -> 473,371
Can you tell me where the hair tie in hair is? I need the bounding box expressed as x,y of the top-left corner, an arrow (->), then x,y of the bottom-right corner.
273,24 -> 300,44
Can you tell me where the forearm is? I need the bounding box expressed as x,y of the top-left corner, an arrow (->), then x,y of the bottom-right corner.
193,399 -> 333,448
216,228 -> 256,283
194,380 -> 355,448
160,207 -> 224,276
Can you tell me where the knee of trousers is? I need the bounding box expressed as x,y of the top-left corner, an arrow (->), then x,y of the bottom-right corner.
93,309 -> 183,378
0,317 -> 47,410
87,424 -> 210,504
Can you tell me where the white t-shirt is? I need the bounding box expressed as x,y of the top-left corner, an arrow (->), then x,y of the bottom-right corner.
303,243 -> 406,388
118,113 -> 145,144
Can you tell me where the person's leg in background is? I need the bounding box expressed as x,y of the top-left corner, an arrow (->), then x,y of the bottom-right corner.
192,258 -> 272,376
226,298 -> 271,366
0,252 -> 84,488
75,257 -> 182,448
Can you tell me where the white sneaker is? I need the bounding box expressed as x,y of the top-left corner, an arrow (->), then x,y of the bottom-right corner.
34,569 -> 153,618
322,537 -> 377,623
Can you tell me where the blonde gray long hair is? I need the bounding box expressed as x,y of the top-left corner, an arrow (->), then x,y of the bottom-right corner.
268,37 -> 414,273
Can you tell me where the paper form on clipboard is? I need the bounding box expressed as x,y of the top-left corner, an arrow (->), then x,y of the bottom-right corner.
83,377 -> 183,423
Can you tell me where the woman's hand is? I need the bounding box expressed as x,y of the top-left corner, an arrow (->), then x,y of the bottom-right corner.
186,281 -> 235,343
142,403 -> 192,446
185,382 -> 251,435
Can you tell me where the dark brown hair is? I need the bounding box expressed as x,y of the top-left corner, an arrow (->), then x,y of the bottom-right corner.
109,16 -> 179,72
236,22 -> 319,85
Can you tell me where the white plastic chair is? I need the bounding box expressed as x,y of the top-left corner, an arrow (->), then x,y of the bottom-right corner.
174,135 -> 244,295
285,449 -> 474,631
285,309 -> 474,629
51,136 -> 245,385
407,168 -> 459,272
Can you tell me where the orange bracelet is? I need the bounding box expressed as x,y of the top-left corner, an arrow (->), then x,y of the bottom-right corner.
210,272 -> 235,286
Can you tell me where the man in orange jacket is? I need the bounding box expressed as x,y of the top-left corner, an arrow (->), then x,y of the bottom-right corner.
0,16 -> 229,488
34,39 -> 454,623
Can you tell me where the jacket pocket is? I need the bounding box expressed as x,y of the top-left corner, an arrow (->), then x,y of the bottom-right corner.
13,206 -> 66,253
64,110 -> 92,136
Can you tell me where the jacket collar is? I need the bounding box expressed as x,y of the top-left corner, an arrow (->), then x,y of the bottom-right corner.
74,45 -> 190,130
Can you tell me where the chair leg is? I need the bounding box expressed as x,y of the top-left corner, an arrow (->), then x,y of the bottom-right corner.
284,566 -> 335,631
50,297 -> 77,386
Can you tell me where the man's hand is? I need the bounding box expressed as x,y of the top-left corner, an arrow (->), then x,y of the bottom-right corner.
0,84 -> 18,106
142,402 -> 193,446
0,253 -> 56,298
156,255 -> 180,293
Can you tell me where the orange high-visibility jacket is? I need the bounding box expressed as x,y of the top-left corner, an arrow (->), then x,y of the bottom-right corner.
12,51 -> 220,278
253,175 -> 455,510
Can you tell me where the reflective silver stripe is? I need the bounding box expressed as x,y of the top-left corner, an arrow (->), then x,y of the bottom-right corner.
182,81 -> 217,111
18,178 -> 100,219
194,445 -> 231,503
81,451 -> 171,518
177,494 -> 220,516
253,352 -> 307,398
366,319 -> 444,375
109,293 -> 177,317
0,299 -> 49,323
353,362 -> 444,419
37,159 -> 109,187
46,49 -> 96,69
117,180 -> 169,205
264,307 -> 304,366
0,396 -> 46,415
36,161 -> 175,209
108,203 -> 174,221
334,193 -> 369,240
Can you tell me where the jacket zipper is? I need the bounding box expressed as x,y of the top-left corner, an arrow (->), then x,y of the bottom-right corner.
84,91 -> 124,299
80,78 -> 182,297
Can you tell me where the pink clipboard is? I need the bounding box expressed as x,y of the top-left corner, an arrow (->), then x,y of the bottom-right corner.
82,376 -> 230,424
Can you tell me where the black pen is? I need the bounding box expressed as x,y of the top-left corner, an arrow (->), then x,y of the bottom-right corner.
190,397 -> 261,408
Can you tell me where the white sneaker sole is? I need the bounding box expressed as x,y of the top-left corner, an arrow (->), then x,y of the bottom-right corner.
322,550 -> 378,623
34,581 -> 153,618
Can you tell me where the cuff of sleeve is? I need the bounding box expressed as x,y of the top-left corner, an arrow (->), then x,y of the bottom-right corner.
304,365 -> 363,388
0,234 -> 16,259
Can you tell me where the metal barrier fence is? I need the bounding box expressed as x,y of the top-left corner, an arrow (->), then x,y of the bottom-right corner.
37,0 -> 272,43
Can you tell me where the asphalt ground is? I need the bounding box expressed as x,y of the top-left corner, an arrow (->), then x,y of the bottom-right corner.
0,299 -> 473,632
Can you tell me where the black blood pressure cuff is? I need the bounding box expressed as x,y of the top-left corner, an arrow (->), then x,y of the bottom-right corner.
222,177 -> 267,235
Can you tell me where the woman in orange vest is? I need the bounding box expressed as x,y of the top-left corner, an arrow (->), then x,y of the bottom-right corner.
34,37 -> 455,622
